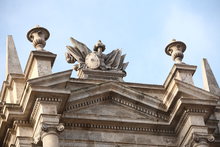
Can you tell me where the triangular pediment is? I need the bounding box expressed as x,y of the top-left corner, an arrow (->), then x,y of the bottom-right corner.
67,82 -> 163,109
64,101 -> 155,121
62,81 -> 170,123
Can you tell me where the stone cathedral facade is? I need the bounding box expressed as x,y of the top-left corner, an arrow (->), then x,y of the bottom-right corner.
0,26 -> 220,147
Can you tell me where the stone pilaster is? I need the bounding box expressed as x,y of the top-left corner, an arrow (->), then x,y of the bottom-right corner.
31,97 -> 64,147
177,108 -> 212,146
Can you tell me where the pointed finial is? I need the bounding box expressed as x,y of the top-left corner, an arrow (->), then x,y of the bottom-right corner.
93,40 -> 106,52
165,39 -> 186,64
6,35 -> 23,77
27,25 -> 50,51
202,58 -> 220,95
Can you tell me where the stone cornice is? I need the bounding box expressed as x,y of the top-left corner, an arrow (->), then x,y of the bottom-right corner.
65,95 -> 168,121
63,100 -> 215,135
64,122 -> 174,135
163,64 -> 197,88
27,69 -> 72,87
174,107 -> 210,134
12,120 -> 30,127
4,121 -> 32,147
0,68 -> 219,146
0,80 -> 217,135
30,97 -> 63,123
163,79 -> 218,111
68,82 -> 163,110
0,84 -> 69,146
175,79 -> 219,100
122,81 -> 164,90
3,128 -> 15,147
0,73 -> 25,102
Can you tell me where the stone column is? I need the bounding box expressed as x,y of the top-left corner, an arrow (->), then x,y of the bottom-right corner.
40,123 -> 64,147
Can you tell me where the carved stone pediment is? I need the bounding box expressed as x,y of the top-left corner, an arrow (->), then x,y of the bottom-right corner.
64,101 -> 155,121
64,82 -> 168,123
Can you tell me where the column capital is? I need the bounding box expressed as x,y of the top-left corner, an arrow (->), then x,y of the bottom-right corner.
33,122 -> 64,144
41,122 -> 65,133
186,133 -> 215,147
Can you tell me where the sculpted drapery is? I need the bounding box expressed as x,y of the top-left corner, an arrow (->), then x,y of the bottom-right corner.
65,38 -> 128,71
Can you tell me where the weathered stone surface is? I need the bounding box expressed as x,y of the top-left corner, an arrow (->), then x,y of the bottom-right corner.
165,39 -> 186,64
27,25 -> 50,51
202,58 -> 220,95
65,38 -> 128,81
1,30 -> 220,147
77,68 -> 126,81
65,102 -> 153,121
6,35 -> 23,77
24,50 -> 56,79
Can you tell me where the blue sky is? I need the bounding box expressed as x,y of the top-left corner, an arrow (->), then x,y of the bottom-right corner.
0,0 -> 220,88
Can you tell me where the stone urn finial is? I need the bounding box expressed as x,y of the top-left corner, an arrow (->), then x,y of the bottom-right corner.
165,39 -> 186,64
93,40 -> 106,52
27,25 -> 50,51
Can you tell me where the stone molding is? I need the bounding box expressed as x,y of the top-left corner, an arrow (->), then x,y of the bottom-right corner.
77,69 -> 126,81
65,122 -> 174,135
0,68 -> 219,146
164,64 -> 197,88
185,108 -> 208,113
3,128 -> 15,147
12,120 -> 31,128
30,97 -> 62,121
175,108 -> 209,134
63,107 -> 210,135
67,82 -> 162,107
1,120 -> 31,147
65,95 -> 168,121
112,96 -> 168,121
0,73 -> 25,103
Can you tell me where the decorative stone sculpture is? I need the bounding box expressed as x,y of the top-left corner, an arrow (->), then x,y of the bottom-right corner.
65,38 -> 129,72
27,25 -> 50,51
165,39 -> 186,64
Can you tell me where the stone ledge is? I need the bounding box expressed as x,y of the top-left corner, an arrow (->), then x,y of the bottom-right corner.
77,69 -> 126,81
